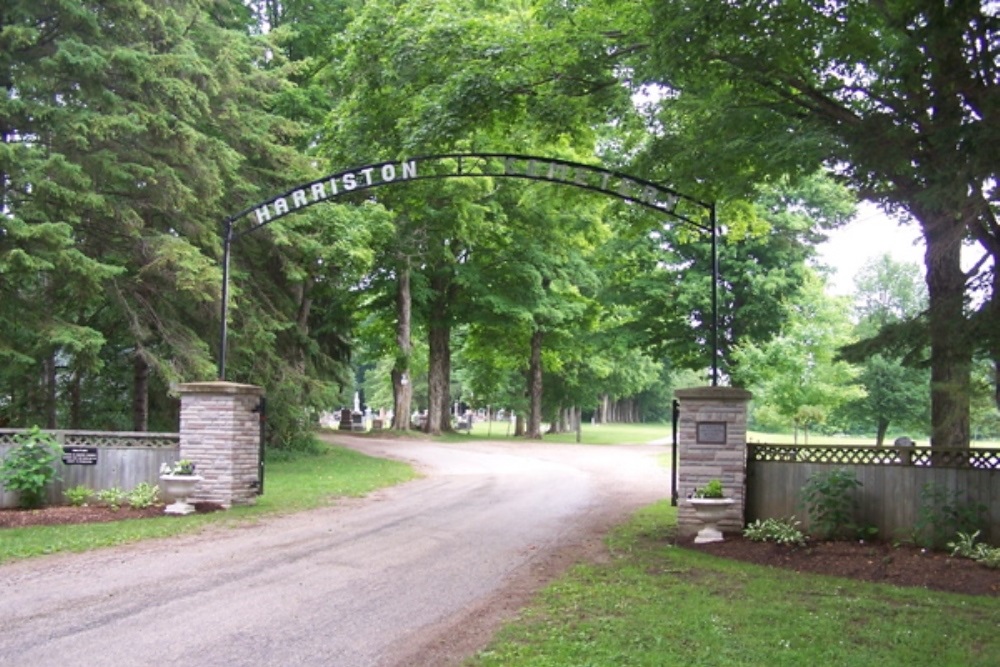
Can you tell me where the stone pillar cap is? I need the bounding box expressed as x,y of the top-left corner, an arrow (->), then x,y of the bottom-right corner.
177,381 -> 264,396
675,385 -> 752,401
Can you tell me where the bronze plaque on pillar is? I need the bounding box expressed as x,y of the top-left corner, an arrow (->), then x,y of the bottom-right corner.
696,421 -> 727,444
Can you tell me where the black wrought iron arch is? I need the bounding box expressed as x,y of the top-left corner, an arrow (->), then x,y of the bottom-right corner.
219,153 -> 719,383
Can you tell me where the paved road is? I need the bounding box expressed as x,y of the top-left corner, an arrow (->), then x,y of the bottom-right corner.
0,436 -> 669,667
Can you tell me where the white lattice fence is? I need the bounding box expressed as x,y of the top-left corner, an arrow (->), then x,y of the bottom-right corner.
746,443 -> 1000,544
0,429 -> 180,508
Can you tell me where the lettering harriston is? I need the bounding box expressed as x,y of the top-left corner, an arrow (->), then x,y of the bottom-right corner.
253,160 -> 419,225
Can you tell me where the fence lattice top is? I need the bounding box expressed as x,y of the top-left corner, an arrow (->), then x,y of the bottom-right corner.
747,443 -> 1000,470
0,429 -> 179,449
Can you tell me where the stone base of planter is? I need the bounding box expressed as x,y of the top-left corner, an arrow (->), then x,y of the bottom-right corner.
164,500 -> 197,515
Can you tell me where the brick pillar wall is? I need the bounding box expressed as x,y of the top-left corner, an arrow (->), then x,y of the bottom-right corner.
178,381 -> 263,508
675,386 -> 752,539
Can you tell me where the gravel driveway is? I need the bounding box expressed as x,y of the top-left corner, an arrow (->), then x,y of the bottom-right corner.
0,435 -> 670,667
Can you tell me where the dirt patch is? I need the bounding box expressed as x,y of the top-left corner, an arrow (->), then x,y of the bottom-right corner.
0,503 -> 222,528
688,535 -> 1000,597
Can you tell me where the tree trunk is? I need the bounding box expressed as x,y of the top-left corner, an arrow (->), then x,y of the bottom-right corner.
43,353 -> 57,429
526,329 -> 544,439
922,210 -> 971,448
68,370 -> 82,430
425,268 -> 457,436
993,268 -> 1000,412
514,412 -> 525,437
875,418 -> 889,446
391,264 -> 413,431
426,323 -> 451,435
132,352 -> 150,432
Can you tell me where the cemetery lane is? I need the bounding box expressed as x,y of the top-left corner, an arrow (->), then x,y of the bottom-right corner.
0,436 -> 668,667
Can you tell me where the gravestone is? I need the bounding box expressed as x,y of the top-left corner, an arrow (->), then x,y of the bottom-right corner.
338,408 -> 353,431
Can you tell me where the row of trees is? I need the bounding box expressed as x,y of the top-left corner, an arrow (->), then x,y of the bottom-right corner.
2,1 -> 996,448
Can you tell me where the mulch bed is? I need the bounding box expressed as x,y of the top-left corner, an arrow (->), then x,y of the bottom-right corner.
0,503 -> 222,529
688,535 -> 1000,597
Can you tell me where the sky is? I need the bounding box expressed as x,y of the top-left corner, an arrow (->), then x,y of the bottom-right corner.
815,202 -> 926,296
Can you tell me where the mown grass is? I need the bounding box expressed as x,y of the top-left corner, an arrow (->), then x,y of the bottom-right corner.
0,444 -> 417,565
435,421 -> 671,446
469,502 -> 1000,667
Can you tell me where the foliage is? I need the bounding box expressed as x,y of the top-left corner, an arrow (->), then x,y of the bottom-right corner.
743,517 -> 807,547
836,254 -> 930,441
160,460 -> 197,476
913,483 -> 987,550
948,531 -> 1000,570
94,487 -> 129,512
64,486 -> 93,507
0,428 -> 63,508
127,483 -> 160,510
736,273 -> 863,440
798,468 -> 862,540
0,0 -> 317,443
616,0 -> 999,448
690,479 -> 724,499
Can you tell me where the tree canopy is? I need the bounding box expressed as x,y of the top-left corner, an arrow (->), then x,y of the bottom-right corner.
2,0 -> 996,448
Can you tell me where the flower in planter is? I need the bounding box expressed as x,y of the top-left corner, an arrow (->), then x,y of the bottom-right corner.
689,479 -> 725,499
160,459 -> 197,476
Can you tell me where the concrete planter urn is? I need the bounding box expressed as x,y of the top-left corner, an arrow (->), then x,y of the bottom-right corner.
159,475 -> 203,515
159,460 -> 201,515
688,497 -> 735,544
687,480 -> 733,544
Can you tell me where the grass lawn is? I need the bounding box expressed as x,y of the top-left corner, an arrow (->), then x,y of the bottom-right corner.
0,444 -> 417,564
439,421 -> 672,446
469,502 -> 1000,667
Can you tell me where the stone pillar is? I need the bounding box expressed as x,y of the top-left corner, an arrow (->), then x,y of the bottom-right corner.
675,386 -> 752,539
178,381 -> 264,508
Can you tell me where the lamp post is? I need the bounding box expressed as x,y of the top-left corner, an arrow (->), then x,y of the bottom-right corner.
218,218 -> 233,381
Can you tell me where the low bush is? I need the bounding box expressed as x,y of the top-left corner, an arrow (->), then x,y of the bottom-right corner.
0,427 -> 63,508
127,483 -> 160,509
947,531 -> 1000,569
94,487 -> 128,511
64,485 -> 93,507
914,483 -> 987,550
799,468 -> 862,540
743,517 -> 807,547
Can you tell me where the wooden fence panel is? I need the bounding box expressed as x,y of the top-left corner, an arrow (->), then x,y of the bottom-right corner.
747,445 -> 1000,544
0,430 -> 179,508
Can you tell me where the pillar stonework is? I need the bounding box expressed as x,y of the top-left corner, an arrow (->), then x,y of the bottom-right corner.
178,381 -> 263,508
675,386 -> 752,539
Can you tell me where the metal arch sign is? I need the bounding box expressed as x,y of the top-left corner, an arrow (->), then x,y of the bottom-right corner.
219,153 -> 719,383
226,153 -> 714,239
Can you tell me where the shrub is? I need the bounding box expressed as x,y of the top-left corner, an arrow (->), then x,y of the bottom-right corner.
913,483 -> 986,550
799,468 -> 862,540
948,531 -> 1000,569
127,483 -> 160,509
0,427 -> 63,508
691,479 -> 725,498
95,487 -> 128,511
64,485 -> 93,507
743,517 -> 807,547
